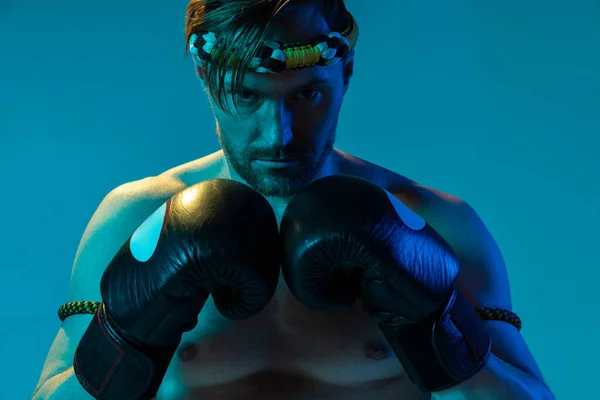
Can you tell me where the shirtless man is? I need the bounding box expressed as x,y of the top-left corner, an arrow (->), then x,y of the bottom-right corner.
32,1 -> 554,399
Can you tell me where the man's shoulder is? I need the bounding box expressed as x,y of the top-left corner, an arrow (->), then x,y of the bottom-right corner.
106,175 -> 187,215
158,150 -> 228,186
112,150 -> 226,205
336,150 -> 466,212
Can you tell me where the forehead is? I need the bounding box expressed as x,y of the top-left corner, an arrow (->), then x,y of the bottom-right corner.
224,64 -> 336,94
224,3 -> 337,92
267,3 -> 328,43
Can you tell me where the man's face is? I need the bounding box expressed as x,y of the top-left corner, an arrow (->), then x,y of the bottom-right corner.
198,6 -> 353,198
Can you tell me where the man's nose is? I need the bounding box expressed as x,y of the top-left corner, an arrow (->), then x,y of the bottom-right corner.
261,99 -> 293,148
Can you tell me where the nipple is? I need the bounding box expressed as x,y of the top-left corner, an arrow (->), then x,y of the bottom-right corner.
177,343 -> 198,362
362,340 -> 391,360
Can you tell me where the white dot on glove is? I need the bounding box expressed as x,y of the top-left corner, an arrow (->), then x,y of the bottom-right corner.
130,201 -> 168,262
384,191 -> 426,231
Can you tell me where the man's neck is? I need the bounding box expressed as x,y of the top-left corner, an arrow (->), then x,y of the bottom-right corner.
221,149 -> 341,219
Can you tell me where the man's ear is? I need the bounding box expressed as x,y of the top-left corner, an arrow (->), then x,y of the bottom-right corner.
343,50 -> 355,94
194,62 -> 207,90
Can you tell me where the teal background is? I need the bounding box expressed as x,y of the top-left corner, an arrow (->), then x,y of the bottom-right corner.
1,1 -> 598,399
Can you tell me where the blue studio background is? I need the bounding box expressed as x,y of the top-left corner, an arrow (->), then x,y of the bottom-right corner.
1,1 -> 599,399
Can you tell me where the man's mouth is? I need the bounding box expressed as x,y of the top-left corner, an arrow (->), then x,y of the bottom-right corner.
253,159 -> 301,168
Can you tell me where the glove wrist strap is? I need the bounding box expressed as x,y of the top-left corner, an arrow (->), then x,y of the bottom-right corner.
73,303 -> 178,400
378,289 -> 492,393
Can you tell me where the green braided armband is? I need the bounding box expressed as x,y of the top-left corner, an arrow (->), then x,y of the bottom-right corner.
58,301 -> 100,322
475,307 -> 522,331
58,301 -> 522,331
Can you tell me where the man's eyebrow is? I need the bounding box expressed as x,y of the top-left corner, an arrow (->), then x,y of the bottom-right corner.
225,77 -> 331,93
288,77 -> 331,91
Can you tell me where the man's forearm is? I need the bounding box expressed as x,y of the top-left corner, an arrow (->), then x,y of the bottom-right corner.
432,354 -> 554,400
32,366 -> 93,400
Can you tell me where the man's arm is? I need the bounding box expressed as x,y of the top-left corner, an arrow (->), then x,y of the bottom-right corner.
32,176 -> 186,399
397,185 -> 554,399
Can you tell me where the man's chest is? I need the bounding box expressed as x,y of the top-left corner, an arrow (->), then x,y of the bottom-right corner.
169,280 -> 405,385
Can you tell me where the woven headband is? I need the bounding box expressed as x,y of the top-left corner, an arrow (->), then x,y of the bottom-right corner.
188,13 -> 359,74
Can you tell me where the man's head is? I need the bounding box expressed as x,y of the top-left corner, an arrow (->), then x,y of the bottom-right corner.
185,0 -> 355,198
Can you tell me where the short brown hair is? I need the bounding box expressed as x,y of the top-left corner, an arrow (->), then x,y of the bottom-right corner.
184,0 -> 350,115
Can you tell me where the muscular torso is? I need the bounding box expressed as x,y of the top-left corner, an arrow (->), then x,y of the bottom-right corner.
153,149 -> 431,399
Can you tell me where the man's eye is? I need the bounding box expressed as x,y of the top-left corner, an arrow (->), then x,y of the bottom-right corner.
297,88 -> 321,101
239,90 -> 258,101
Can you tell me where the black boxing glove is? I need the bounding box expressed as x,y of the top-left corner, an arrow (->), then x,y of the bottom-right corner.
280,175 -> 491,393
74,179 -> 281,400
